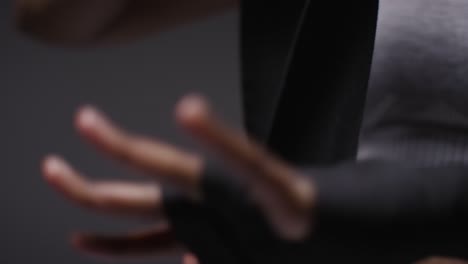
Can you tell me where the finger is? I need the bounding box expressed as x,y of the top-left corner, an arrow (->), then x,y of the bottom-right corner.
182,253 -> 199,264
175,95 -> 315,213
42,155 -> 163,218
72,223 -> 180,258
75,105 -> 203,191
415,257 -> 468,264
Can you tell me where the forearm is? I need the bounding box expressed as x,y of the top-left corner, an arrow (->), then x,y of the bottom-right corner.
309,161 -> 468,260
15,0 -> 238,45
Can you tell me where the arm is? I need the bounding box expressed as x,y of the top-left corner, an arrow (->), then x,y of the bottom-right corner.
40,95 -> 468,263
310,161 -> 468,261
15,0 -> 238,45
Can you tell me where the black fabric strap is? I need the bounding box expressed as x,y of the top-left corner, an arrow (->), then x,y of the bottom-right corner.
163,188 -> 239,264
164,162 -> 390,264
199,163 -> 286,264
165,160 -> 468,263
312,161 -> 468,261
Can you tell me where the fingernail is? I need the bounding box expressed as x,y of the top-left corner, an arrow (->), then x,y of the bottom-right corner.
176,95 -> 209,125
78,106 -> 101,131
44,156 -> 69,179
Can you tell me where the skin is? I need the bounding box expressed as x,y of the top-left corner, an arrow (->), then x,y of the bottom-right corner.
41,95 -> 317,263
15,0 -> 238,44
417,258 -> 468,264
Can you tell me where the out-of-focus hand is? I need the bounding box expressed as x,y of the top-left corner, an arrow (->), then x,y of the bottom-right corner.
15,0 -> 238,44
416,257 -> 468,264
42,95 -> 316,262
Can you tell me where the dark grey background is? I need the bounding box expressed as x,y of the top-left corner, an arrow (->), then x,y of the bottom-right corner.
1,1 -> 240,263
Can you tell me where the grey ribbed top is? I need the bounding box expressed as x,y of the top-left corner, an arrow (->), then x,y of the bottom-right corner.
358,0 -> 468,166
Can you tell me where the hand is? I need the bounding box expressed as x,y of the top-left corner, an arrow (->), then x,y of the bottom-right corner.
416,257 -> 468,264
41,95 -> 316,262
16,0 -> 238,44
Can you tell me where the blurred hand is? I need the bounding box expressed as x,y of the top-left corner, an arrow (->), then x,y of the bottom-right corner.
15,0 -> 238,44
41,94 -> 316,263
416,257 -> 468,264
